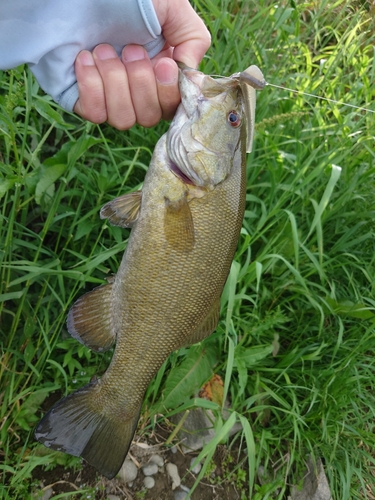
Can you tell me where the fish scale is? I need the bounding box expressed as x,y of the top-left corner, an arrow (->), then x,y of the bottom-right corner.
35,64 -> 264,479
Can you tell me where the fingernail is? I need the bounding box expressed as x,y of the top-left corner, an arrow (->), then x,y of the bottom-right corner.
95,44 -> 118,61
78,50 -> 95,66
123,45 -> 146,62
155,60 -> 178,85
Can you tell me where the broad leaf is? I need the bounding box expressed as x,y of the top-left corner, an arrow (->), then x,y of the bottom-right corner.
156,344 -> 218,412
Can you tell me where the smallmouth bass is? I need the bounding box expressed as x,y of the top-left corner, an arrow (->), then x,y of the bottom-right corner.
35,64 -> 265,478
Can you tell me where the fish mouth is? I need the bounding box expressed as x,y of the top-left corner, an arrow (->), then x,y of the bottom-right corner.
166,65 -> 246,188
165,67 -> 206,187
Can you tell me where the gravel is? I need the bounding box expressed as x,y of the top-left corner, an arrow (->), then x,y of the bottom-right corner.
174,491 -> 189,500
166,462 -> 181,490
149,454 -> 164,467
143,476 -> 156,489
118,459 -> 138,483
142,462 -> 159,476
190,457 -> 202,474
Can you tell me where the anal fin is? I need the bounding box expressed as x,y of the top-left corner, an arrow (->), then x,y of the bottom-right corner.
100,190 -> 142,228
67,282 -> 115,352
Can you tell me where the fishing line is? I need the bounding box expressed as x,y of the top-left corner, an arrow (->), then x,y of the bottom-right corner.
211,72 -> 374,114
265,81 -> 375,114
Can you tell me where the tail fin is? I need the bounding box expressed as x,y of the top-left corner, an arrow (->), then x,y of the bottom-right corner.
35,380 -> 140,479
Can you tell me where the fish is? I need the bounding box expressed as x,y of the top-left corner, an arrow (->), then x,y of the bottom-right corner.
34,63 -> 265,479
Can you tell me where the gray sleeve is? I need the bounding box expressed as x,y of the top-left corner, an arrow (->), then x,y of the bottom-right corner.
0,0 -> 165,111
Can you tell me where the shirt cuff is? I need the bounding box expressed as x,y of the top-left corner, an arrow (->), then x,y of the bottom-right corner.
57,82 -> 79,113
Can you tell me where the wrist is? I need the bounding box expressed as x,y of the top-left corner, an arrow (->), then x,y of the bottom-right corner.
151,0 -> 167,27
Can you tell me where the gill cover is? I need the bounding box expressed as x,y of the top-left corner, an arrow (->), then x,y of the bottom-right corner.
167,65 -> 265,187
167,68 -> 246,188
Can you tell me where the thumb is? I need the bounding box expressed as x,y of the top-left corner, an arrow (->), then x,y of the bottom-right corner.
154,0 -> 211,68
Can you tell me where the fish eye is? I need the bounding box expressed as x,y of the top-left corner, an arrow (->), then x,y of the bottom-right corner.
228,110 -> 241,127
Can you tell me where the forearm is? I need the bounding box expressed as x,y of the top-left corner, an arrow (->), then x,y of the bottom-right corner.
0,0 -> 164,110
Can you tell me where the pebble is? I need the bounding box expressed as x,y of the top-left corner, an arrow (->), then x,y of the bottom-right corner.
174,491 -> 189,500
166,462 -> 181,490
142,462 -> 159,476
107,496 -> 121,500
143,476 -> 155,489
41,488 -> 53,500
257,465 -> 267,485
190,457 -> 202,474
180,484 -> 191,493
171,445 -> 178,454
149,453 -> 164,467
118,459 -> 138,484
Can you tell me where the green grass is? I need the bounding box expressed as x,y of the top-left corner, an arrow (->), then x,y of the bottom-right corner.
1,0 -> 375,498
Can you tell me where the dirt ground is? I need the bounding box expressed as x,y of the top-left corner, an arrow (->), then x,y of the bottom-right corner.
32,428 -> 248,500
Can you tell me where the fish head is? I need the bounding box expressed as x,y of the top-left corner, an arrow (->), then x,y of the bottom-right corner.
166,65 -> 264,188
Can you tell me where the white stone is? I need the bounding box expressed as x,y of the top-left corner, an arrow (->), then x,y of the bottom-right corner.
107,496 -> 121,500
289,457 -> 332,500
190,457 -> 202,474
172,404 -> 242,453
41,488 -> 53,500
149,454 -> 164,467
143,476 -> 155,489
166,462 -> 181,490
118,459 -> 138,483
180,484 -> 191,493
174,491 -> 188,500
142,462 -> 158,476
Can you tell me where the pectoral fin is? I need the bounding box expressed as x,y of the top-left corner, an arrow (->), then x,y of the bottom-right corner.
164,195 -> 195,252
100,190 -> 142,228
67,282 -> 115,352
186,299 -> 220,346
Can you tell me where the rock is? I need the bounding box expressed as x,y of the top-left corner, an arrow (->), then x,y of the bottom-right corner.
257,465 -> 269,486
149,454 -> 164,467
142,462 -> 159,476
180,484 -> 191,493
118,459 -> 138,484
166,462 -> 181,490
190,457 -> 202,474
171,445 -> 178,454
172,408 -> 215,452
174,491 -> 189,500
289,457 -> 332,500
40,488 -> 53,500
143,476 -> 155,489
171,404 -> 242,452
107,496 -> 121,500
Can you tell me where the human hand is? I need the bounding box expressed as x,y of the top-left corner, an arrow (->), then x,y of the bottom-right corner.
73,0 -> 211,129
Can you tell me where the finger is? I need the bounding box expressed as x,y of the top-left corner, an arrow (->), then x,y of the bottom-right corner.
154,58 -> 180,120
122,45 -> 162,128
74,50 -> 107,123
92,44 -> 136,130
153,0 -> 211,68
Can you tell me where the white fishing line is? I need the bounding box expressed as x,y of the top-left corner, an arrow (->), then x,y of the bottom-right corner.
266,82 -> 375,114
210,71 -> 374,114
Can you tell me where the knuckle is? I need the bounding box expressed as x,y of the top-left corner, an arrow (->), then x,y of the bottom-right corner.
86,111 -> 107,124
108,113 -> 136,130
138,111 -> 162,128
